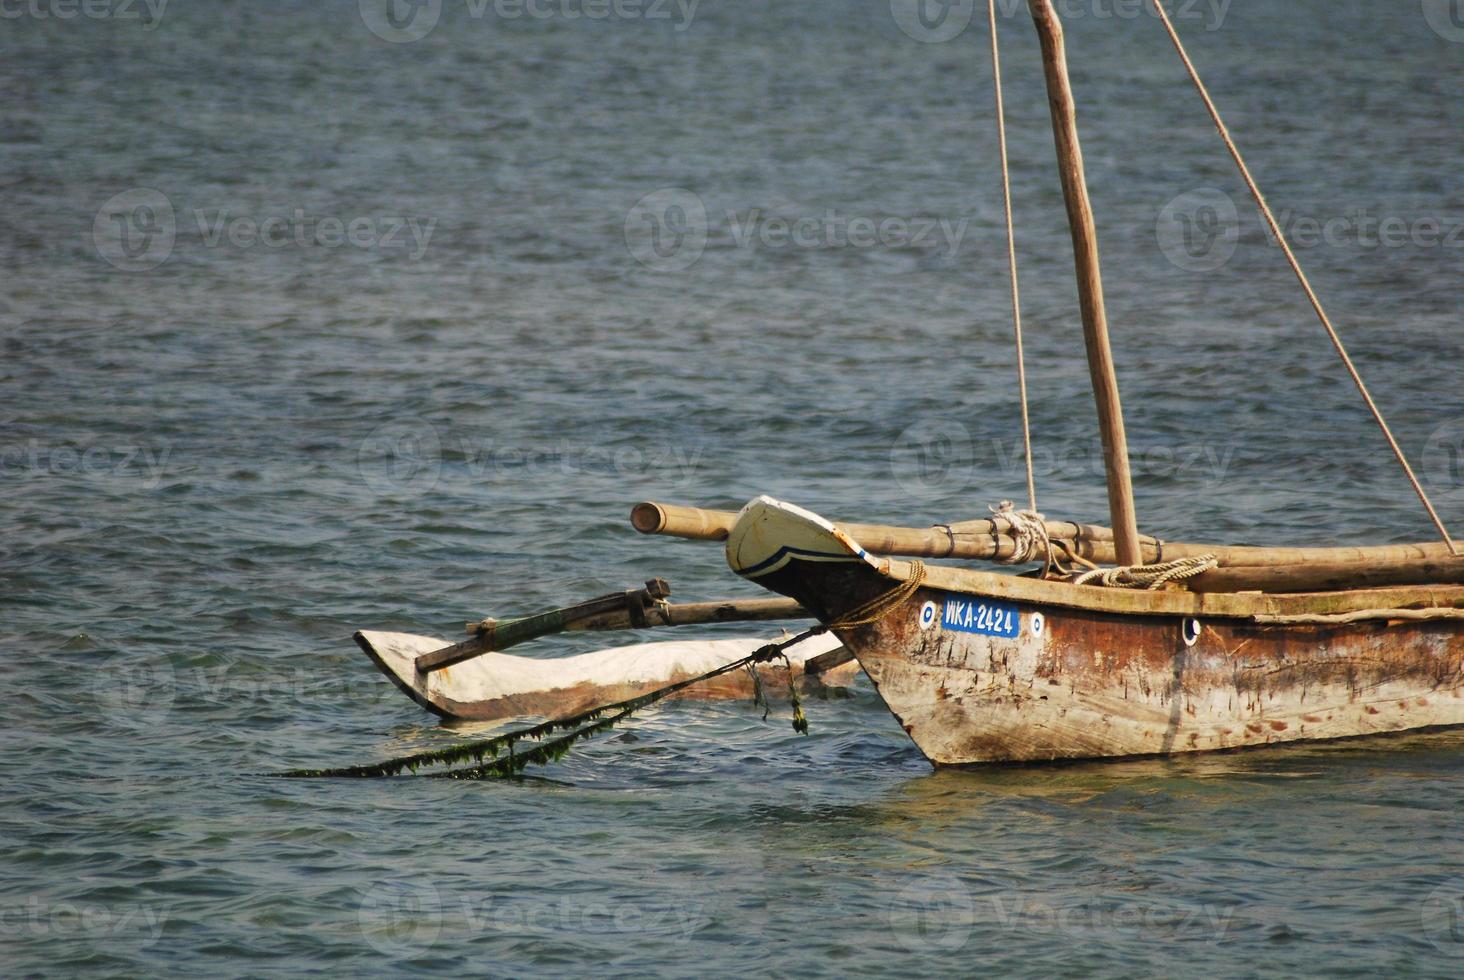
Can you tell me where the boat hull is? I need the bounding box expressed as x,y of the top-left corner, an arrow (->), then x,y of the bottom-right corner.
727,497 -> 1464,764
845,584 -> 1464,764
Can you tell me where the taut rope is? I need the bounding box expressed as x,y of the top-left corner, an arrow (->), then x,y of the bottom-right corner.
989,0 -> 1038,513
1149,0 -> 1458,556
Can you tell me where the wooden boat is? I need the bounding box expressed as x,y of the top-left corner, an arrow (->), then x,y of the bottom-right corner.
725,497 -> 1464,763
358,628 -> 857,722
645,1 -> 1464,765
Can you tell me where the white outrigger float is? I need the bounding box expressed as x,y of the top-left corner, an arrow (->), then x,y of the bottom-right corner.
358,627 -> 854,722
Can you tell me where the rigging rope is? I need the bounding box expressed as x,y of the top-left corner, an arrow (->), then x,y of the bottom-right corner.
1148,0 -> 1459,557
990,0 -> 1038,513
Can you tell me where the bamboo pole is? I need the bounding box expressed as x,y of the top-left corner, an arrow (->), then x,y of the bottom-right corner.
1027,0 -> 1143,566
632,501 -> 1463,572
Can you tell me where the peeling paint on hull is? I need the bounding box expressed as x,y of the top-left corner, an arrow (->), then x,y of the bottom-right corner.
843,589 -> 1464,764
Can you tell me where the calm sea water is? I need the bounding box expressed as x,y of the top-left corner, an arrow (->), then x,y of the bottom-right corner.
4,0 -> 1464,975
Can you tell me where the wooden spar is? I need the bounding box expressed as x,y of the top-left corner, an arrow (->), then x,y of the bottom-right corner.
416,583 -> 808,674
570,597 -> 808,631
632,501 -> 1094,558
1191,558 -> 1464,595
1027,0 -> 1142,566
632,500 -> 1462,573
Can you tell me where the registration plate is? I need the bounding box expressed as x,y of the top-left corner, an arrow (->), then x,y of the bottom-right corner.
940,597 -> 1020,639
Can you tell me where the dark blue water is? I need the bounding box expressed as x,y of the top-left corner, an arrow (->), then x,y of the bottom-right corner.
4,1 -> 1464,975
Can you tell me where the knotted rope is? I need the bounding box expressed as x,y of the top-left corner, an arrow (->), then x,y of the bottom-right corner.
1072,553 -> 1218,591
989,501 -> 1052,574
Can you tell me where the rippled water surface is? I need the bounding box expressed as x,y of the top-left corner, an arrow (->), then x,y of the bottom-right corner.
4,1 -> 1464,975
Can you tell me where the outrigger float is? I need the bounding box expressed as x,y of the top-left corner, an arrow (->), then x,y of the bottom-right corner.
357,580 -> 860,723
326,0 -> 1462,777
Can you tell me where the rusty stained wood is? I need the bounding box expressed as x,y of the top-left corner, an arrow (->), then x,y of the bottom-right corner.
842,585 -> 1464,764
725,495 -> 1464,764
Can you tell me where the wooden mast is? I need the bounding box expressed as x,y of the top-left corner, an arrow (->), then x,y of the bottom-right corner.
1026,0 -> 1142,565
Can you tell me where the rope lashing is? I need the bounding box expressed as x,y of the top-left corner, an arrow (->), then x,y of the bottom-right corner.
989,501 -> 1051,570
1072,553 -> 1218,591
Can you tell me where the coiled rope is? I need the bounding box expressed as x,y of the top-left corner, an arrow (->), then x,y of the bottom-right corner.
825,561 -> 927,630
1072,553 -> 1218,591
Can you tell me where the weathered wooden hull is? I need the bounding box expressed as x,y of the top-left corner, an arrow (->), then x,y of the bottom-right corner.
356,629 -> 859,722
727,497 -> 1464,764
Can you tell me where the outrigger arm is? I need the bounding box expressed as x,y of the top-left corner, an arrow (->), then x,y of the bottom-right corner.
413,580 -> 807,674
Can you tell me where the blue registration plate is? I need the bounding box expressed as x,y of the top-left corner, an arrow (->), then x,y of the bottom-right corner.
941,597 -> 1020,639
